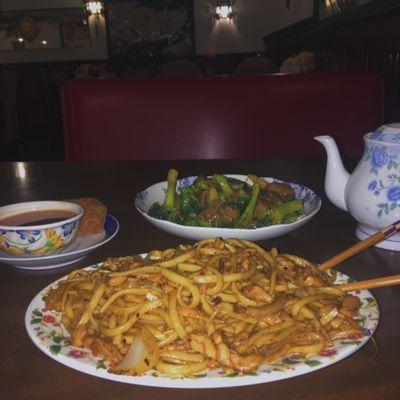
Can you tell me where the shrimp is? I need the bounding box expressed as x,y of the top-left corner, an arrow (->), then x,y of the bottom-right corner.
190,332 -> 262,373
45,282 -> 68,311
297,271 -> 326,287
69,322 -> 122,364
138,273 -> 168,285
108,275 -> 127,287
85,336 -> 122,365
276,255 -> 298,278
102,256 -> 144,271
213,332 -> 262,372
243,284 -> 273,304
340,295 -> 361,317
236,248 -> 257,272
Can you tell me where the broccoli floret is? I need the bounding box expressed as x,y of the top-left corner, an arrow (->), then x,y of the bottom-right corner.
224,197 -> 249,214
213,174 -> 234,198
148,169 -> 179,221
180,186 -> 201,215
256,199 -> 303,225
214,217 -> 234,228
163,169 -> 179,212
193,175 -> 212,191
148,203 -> 171,220
207,186 -> 220,205
180,213 -> 211,227
236,183 -> 261,228
194,217 -> 212,227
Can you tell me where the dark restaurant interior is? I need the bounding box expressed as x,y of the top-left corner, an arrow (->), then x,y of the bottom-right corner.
0,0 -> 399,162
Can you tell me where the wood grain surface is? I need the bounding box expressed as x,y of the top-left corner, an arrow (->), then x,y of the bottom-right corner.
0,159 -> 399,400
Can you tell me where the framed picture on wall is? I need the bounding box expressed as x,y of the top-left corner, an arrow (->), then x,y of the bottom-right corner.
106,0 -> 194,65
0,0 -> 107,63
315,0 -> 400,25
316,0 -> 359,20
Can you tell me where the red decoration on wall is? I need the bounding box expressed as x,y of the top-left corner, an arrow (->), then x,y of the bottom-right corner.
285,0 -> 290,9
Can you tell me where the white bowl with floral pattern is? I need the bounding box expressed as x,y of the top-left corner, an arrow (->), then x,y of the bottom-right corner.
0,201 -> 83,257
135,175 -> 321,241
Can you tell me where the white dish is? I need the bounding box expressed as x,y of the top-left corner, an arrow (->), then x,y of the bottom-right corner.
135,175 -> 321,241
25,266 -> 379,388
0,214 -> 119,270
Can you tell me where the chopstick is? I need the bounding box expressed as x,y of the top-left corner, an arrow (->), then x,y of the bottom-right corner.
319,219 -> 400,271
336,274 -> 400,292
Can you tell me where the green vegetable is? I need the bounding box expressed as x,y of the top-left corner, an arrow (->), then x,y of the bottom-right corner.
256,199 -> 302,225
180,186 -> 200,215
193,175 -> 211,191
163,169 -> 179,212
148,170 -> 303,229
193,217 -> 212,227
178,214 -> 211,227
207,187 -> 220,205
236,183 -> 261,228
148,169 -> 179,220
215,217 -> 233,228
224,197 -> 249,214
213,174 -> 234,198
148,203 -> 170,220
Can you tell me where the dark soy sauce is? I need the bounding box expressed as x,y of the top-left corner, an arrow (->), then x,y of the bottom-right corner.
0,209 -> 77,226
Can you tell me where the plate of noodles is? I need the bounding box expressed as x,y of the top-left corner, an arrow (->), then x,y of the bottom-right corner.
135,171 -> 321,241
25,239 -> 379,388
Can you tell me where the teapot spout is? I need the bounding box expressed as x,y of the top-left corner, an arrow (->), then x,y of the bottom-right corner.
314,135 -> 350,211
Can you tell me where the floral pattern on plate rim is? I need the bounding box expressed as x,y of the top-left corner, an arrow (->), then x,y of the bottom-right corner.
26,263 -> 379,387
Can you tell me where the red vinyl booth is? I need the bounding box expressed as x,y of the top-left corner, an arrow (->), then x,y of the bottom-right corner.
61,71 -> 384,161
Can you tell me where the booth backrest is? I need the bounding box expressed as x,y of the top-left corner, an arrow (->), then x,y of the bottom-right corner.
61,71 -> 384,160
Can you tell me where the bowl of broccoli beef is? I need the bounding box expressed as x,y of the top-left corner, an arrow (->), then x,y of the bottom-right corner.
134,169 -> 321,241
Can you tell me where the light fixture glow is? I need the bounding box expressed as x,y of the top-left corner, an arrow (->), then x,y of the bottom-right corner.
85,1 -> 103,16
216,5 -> 233,19
17,37 -> 24,42
17,162 -> 26,179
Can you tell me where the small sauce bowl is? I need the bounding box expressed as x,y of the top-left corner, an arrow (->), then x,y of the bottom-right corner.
0,201 -> 84,257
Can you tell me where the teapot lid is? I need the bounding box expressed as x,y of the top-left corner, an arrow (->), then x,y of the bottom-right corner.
371,123 -> 400,143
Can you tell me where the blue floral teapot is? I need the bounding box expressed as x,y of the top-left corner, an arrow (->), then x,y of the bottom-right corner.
315,123 -> 400,250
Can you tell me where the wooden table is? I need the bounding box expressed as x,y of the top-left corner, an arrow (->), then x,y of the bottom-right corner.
1,159 -> 399,400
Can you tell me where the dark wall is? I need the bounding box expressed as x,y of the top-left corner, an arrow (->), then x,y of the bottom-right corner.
0,63 -> 79,161
263,6 -> 400,122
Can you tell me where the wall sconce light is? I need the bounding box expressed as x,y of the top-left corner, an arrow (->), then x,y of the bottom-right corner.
83,1 -> 104,37
84,1 -> 104,17
215,2 -> 235,21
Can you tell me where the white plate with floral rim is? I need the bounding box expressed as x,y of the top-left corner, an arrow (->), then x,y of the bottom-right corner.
135,175 -> 321,241
25,264 -> 379,388
0,214 -> 119,270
